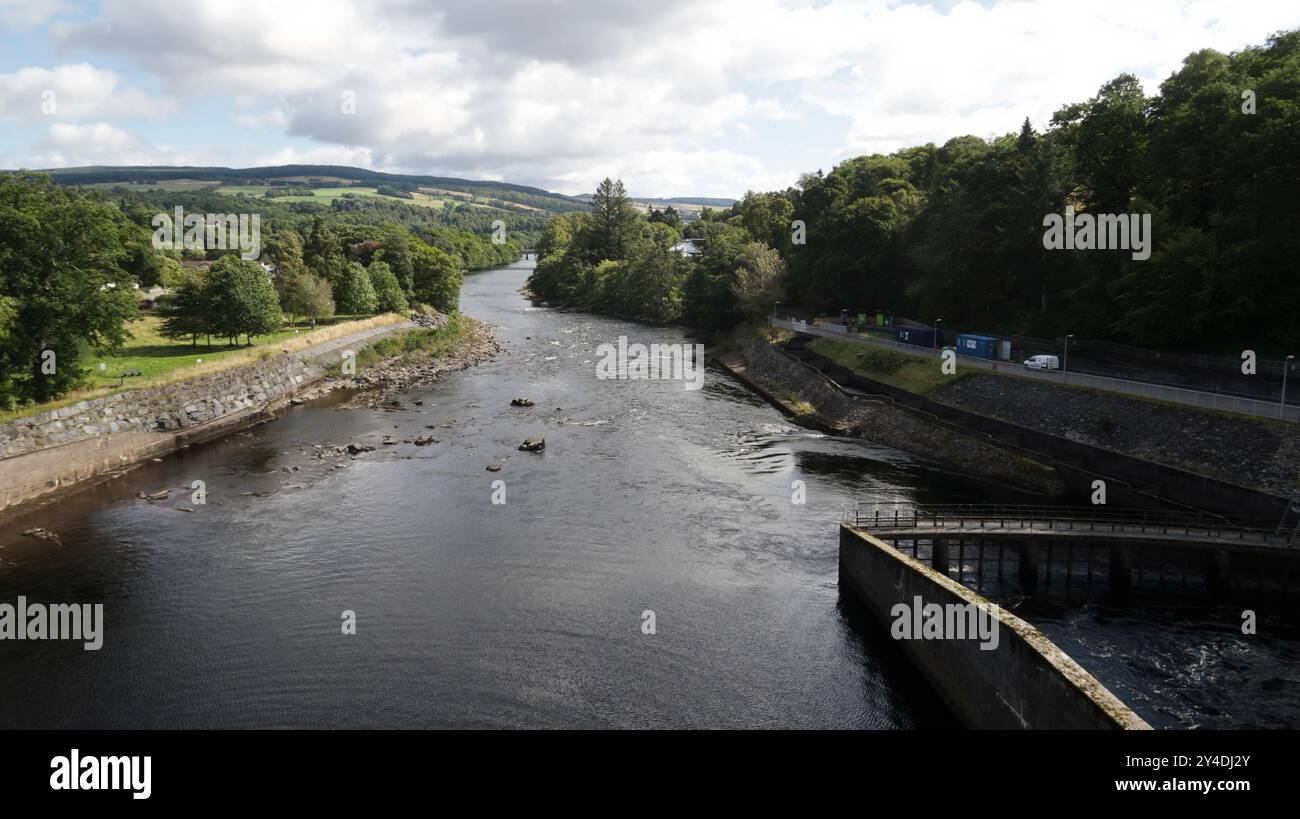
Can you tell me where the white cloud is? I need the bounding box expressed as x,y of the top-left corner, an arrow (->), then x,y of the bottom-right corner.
234,108 -> 289,130
0,0 -> 69,30
7,121 -> 197,167
0,64 -> 174,121
5,0 -> 1296,195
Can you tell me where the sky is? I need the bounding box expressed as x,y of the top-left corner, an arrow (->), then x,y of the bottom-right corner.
0,0 -> 1297,198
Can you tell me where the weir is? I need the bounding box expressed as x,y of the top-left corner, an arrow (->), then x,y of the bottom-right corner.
850,503 -> 1300,605
838,523 -> 1150,729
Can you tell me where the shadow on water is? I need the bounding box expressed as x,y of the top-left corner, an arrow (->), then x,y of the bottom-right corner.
834,587 -> 961,729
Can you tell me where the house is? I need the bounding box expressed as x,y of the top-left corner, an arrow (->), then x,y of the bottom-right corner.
669,238 -> 705,259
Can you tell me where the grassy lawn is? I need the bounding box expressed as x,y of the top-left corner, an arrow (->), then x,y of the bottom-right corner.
808,337 -> 971,394
217,185 -> 450,209
87,314 -> 374,386
1,313 -> 407,424
86,179 -> 218,192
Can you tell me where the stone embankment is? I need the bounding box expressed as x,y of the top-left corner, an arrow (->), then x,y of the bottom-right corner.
930,374 -> 1300,497
736,336 -> 1065,494
0,313 -> 496,513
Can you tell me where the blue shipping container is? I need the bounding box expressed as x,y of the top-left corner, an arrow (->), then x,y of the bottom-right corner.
956,333 -> 1000,359
896,326 -> 936,347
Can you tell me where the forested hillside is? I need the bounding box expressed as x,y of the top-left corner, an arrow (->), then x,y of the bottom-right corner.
535,31 -> 1299,356
732,30 -> 1300,354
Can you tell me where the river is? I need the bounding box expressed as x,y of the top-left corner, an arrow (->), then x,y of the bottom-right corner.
3,261 -> 1291,729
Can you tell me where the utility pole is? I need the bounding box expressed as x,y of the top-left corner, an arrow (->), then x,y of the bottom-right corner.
934,318 -> 943,350
1282,354 -> 1295,420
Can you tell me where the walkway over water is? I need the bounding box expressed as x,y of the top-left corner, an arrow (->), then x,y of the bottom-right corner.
847,503 -> 1300,553
845,503 -> 1300,603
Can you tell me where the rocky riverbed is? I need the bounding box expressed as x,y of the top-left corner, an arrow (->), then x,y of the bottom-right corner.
299,315 -> 501,410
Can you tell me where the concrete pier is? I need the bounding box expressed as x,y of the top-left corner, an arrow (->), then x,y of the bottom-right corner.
839,524 -> 1149,730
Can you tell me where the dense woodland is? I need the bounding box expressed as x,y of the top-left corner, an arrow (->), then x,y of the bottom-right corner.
0,176 -> 522,406
532,31 -> 1300,355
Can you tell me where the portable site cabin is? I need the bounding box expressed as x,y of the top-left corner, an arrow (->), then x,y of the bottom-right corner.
896,326 -> 937,347
956,334 -> 1006,360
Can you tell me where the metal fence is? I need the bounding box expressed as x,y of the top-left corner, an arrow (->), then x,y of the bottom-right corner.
844,503 -> 1300,547
773,317 -> 1300,423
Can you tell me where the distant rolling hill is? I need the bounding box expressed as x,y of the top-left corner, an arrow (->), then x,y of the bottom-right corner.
18,165 -> 734,215
20,163 -> 733,213
27,165 -> 589,214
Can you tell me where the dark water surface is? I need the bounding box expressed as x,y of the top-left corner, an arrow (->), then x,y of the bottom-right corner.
2,262 -> 1009,729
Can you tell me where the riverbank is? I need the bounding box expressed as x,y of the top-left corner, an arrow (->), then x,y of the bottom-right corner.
328,316 -> 499,410
810,336 -> 1300,498
727,334 -> 1066,495
0,313 -> 411,426
0,312 -> 495,516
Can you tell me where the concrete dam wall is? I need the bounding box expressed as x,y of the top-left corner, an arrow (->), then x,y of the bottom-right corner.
839,525 -> 1149,730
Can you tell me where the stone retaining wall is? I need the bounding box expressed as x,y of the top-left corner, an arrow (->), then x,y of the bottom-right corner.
0,322 -> 409,513
0,354 -> 320,459
742,336 -> 1065,494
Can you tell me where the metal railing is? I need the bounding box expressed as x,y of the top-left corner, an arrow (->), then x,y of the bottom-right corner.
773,317 -> 1300,423
844,503 -> 1299,547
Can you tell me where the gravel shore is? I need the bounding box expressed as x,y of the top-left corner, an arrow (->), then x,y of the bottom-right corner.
299,315 -> 500,409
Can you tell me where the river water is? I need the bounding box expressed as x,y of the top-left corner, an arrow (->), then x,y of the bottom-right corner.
3,262 -> 1293,729
1,262 -> 987,728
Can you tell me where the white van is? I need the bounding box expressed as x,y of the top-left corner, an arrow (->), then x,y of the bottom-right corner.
1023,354 -> 1060,370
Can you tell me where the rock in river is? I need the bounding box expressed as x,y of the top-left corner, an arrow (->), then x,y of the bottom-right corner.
518,436 -> 545,453
22,527 -> 61,545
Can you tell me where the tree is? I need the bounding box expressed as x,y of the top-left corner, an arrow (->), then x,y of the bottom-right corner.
379,235 -> 415,297
334,262 -> 378,315
299,275 -> 335,325
622,244 -> 687,323
157,272 -> 211,347
264,230 -> 307,282
367,259 -> 409,313
410,241 -> 462,312
0,174 -> 138,403
303,218 -> 345,287
124,242 -> 165,288
648,206 -> 683,230
582,177 -> 636,263
279,272 -> 335,326
204,255 -> 283,345
732,242 -> 787,320
157,255 -> 187,289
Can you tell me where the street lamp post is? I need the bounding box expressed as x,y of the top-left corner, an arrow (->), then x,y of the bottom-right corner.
934,318 -> 943,350
1064,334 -> 1074,379
1282,354 -> 1295,420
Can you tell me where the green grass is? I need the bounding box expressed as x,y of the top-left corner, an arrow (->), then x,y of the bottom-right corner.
326,314 -> 471,375
808,337 -> 970,394
86,179 -> 219,192
216,185 -> 452,209
84,180 -> 514,213
85,314 -> 368,386
0,313 -> 406,424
